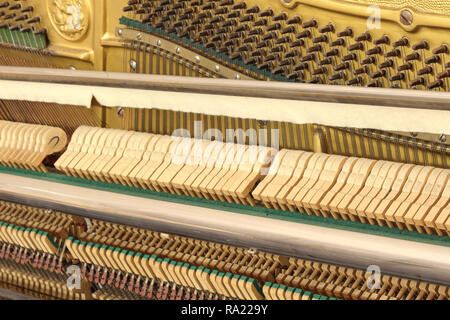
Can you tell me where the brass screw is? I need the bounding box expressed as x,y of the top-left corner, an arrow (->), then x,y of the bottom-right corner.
439,134 -> 447,143
400,9 -> 413,26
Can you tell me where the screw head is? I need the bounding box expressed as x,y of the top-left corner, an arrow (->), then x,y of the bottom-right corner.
156,39 -> 161,46
215,65 -> 220,72
117,107 -> 124,118
235,74 -> 240,80
439,134 -> 447,143
69,66 -> 76,70
411,132 -> 418,137
400,9 -> 413,26
175,47 -> 180,54
137,33 -> 142,40
129,59 -> 137,71
117,28 -> 123,36
195,55 -> 200,63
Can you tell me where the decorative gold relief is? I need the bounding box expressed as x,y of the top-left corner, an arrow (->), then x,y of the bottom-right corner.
47,0 -> 90,41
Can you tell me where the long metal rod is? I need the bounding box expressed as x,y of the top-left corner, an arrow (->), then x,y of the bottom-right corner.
0,66 -> 449,111
0,172 -> 449,286
0,288 -> 39,300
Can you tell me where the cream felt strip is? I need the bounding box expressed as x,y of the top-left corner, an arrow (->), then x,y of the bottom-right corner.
0,80 -> 448,135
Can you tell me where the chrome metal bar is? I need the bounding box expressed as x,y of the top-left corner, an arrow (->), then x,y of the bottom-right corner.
0,172 -> 449,286
0,288 -> 39,300
0,66 -> 449,111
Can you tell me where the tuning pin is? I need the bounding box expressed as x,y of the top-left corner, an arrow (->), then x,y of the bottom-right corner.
258,8 -> 273,17
412,40 -> 428,50
367,80 -> 381,87
224,38 -> 238,47
390,73 -> 405,81
244,57 -> 259,65
433,44 -> 448,55
256,40 -> 270,49
409,77 -> 425,86
8,3 -> 20,10
273,67 -> 286,75
425,55 -> 440,64
258,61 -> 273,70
428,79 -> 444,89
279,58 -> 295,66
347,76 -> 362,85
361,56 -> 376,65
270,45 -> 284,53
261,31 -> 277,41
287,71 -> 303,80
14,14 -> 27,21
319,57 -> 333,66
437,70 -> 450,79
284,50 -> 299,58
334,62 -> 350,71
301,53 -> 315,62
312,34 -> 327,43
221,19 -> 236,27
227,11 -> 241,19
337,28 -> 352,37
235,23 -> 249,32
329,72 -> 345,81
355,31 -> 371,42
289,39 -> 304,48
201,3 -> 215,10
219,0 -> 233,6
266,22 -> 281,31
384,49 -> 400,57
264,53 -> 279,62
250,48 -> 265,57
312,67 -> 327,75
324,48 -> 339,57
252,18 -> 266,27
309,77 -> 322,84
392,37 -> 409,48
215,7 -> 228,15
331,38 -> 345,47
348,42 -> 364,51
302,19 -> 317,28
243,35 -> 258,43
273,12 -> 287,21
307,44 -> 322,53
342,53 -> 357,61
354,65 -> 369,75
245,5 -> 259,14
417,66 -> 433,75
281,25 -> 295,35
4,13 -> 16,20
398,62 -> 412,71
405,52 -> 420,62
27,16 -> 40,24
370,70 -> 386,79
379,59 -> 394,69
374,35 -> 389,45
275,36 -> 290,44
295,30 -> 311,39
0,2 -> 9,9
230,52 -> 243,60
123,5 -> 136,12
232,2 -> 246,10
366,46 -> 382,55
